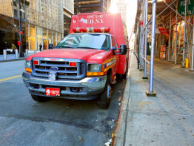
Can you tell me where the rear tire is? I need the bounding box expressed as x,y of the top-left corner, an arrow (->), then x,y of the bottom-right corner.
31,94 -> 48,102
98,75 -> 112,109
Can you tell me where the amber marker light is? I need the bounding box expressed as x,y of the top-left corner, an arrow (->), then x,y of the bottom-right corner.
87,72 -> 104,76
25,67 -> 32,73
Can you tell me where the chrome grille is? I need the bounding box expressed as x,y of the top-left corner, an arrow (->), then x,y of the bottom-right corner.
32,58 -> 86,79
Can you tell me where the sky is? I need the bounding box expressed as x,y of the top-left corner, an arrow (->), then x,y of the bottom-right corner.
126,0 -> 137,37
109,0 -> 137,37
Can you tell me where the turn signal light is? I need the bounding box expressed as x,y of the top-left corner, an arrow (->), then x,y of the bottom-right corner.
25,67 -> 32,73
87,72 -> 104,76
69,62 -> 77,67
33,60 -> 39,65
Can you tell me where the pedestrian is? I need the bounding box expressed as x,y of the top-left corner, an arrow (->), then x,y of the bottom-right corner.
39,43 -> 42,51
11,44 -> 17,54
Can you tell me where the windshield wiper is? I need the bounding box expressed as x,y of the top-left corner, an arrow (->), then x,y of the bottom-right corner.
56,46 -> 75,48
77,46 -> 97,49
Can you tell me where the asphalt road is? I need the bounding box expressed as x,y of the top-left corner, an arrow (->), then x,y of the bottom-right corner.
0,60 -> 126,146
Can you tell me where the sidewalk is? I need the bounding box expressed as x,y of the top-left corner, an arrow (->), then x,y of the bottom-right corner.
114,53 -> 194,146
0,54 -> 26,62
0,51 -> 35,62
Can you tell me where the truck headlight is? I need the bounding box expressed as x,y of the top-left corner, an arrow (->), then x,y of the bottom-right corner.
25,61 -> 31,68
25,60 -> 32,72
88,64 -> 101,72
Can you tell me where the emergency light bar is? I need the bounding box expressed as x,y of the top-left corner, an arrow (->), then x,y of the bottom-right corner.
72,27 -> 110,33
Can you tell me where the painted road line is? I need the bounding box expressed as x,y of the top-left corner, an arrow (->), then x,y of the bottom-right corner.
0,75 -> 22,82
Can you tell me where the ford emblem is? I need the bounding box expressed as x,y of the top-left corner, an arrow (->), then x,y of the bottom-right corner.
50,67 -> 58,71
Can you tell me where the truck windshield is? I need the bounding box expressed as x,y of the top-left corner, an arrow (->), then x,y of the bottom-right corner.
56,34 -> 110,50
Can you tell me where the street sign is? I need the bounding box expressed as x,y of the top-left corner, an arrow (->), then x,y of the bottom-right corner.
178,0 -> 194,16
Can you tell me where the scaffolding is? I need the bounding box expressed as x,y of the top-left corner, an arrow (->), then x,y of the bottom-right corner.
133,0 -> 194,96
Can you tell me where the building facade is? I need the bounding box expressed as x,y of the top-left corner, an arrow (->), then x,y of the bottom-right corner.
0,0 -> 74,53
117,0 -> 128,25
74,0 -> 111,14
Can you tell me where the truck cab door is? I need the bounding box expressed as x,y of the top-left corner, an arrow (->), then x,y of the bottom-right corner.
111,36 -> 119,76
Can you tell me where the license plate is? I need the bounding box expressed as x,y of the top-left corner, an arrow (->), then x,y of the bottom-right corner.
45,88 -> 60,96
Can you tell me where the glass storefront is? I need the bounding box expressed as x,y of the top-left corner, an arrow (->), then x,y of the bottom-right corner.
30,37 -> 36,50
37,37 -> 42,51
26,36 -> 29,50
25,23 -> 63,51
30,25 -> 35,36
43,39 -> 47,50
53,32 -> 57,46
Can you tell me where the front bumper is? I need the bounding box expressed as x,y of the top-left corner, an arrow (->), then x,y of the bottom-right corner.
22,72 -> 107,100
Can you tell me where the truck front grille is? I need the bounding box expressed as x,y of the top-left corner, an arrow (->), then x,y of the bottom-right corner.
32,58 -> 86,79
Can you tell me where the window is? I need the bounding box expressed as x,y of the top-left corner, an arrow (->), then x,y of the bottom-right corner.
57,34 -> 110,50
111,36 -> 117,48
13,1 -> 17,6
14,9 -> 18,17
30,25 -> 35,36
36,27 -> 42,38
43,28 -> 47,39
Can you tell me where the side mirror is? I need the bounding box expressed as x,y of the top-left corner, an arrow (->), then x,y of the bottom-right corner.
120,44 -> 127,55
112,45 -> 127,55
49,44 -> 54,49
112,47 -> 117,55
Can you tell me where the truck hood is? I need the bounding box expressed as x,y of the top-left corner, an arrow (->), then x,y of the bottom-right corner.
26,49 -> 106,62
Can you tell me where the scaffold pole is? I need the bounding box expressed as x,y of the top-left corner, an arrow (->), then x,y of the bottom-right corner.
182,0 -> 187,67
168,13 -> 171,62
175,1 -> 178,64
140,8 -> 144,71
137,21 -> 141,69
143,0 -> 148,79
190,17 -> 194,71
146,0 -> 157,96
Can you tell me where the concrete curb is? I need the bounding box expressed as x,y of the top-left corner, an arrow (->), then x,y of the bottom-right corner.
0,57 -> 26,63
112,53 -> 132,146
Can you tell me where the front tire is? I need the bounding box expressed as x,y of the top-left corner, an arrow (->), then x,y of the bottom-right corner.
31,94 -> 48,102
98,75 -> 112,109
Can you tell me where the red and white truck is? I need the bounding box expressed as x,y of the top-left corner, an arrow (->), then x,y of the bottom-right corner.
22,12 -> 129,109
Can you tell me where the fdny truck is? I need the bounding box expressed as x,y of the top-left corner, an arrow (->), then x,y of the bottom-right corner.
22,12 -> 129,109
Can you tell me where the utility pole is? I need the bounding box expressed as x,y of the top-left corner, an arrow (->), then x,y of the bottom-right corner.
16,0 -> 30,57
19,0 -> 23,57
